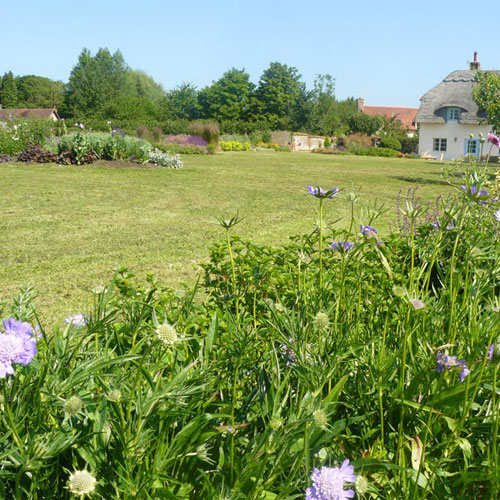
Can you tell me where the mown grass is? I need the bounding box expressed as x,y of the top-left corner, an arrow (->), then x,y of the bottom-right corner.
1,153 -> 450,322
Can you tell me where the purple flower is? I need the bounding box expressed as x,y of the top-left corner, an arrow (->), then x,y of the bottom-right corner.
488,133 -> 500,148
494,209 -> 500,222
360,225 -> 378,237
431,220 -> 454,231
0,317 -> 38,378
64,314 -> 87,327
460,185 -> 490,204
437,352 -> 469,381
488,343 -> 500,361
3,318 -> 34,337
306,461 -> 356,500
330,241 -> 354,252
459,365 -> 470,382
307,186 -> 339,199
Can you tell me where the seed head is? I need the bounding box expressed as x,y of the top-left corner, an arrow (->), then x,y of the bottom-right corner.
68,470 -> 97,497
313,409 -> 328,429
355,475 -> 369,495
65,396 -> 83,417
156,323 -> 177,345
314,312 -> 329,330
107,389 -> 122,403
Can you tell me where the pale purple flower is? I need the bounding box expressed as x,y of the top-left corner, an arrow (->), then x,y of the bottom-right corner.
0,317 -> 38,377
431,220 -> 454,231
494,209 -> 500,222
330,241 -> 354,252
409,298 -> 425,310
64,314 -> 87,327
3,318 -> 34,337
306,461 -> 356,500
488,133 -> 500,148
307,186 -> 339,199
360,225 -> 378,237
459,365 -> 470,382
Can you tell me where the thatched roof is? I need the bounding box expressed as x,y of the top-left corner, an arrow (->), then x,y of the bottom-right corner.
416,70 -> 499,124
0,107 -> 59,120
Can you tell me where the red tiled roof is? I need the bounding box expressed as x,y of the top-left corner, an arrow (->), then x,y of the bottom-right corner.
0,108 -> 59,120
362,105 -> 418,130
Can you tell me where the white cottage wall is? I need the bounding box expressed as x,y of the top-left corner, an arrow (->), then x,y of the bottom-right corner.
418,122 -> 493,161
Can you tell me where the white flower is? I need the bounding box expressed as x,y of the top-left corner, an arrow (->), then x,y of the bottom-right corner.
156,323 -> 177,345
68,470 -> 96,496
494,209 -> 500,222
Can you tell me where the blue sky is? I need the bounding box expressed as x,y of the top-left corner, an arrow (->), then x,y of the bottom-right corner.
2,0 -> 498,107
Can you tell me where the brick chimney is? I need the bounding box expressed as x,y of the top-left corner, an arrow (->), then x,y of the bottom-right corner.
470,51 -> 481,70
357,97 -> 364,112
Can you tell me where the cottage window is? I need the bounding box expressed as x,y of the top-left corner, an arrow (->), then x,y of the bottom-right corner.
447,107 -> 461,121
433,138 -> 447,152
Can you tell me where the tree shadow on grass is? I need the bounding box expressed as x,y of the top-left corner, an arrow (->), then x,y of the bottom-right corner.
392,176 -> 448,186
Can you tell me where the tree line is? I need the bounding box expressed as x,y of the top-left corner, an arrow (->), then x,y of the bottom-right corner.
0,47 -> 387,136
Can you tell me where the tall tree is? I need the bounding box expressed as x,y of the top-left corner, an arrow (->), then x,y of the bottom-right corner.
473,71 -> 500,132
0,71 -> 19,108
252,62 -> 306,129
127,70 -> 166,106
16,75 -> 65,109
308,74 -> 336,135
65,48 -> 130,116
198,68 -> 255,122
160,83 -> 201,121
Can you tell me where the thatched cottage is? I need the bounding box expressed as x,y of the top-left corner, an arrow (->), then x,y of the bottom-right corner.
0,106 -> 60,121
416,53 -> 498,160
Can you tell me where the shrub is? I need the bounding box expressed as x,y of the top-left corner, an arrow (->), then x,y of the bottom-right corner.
155,143 -> 207,155
323,137 -> 332,148
164,134 -> 207,147
344,133 -> 372,149
365,146 -> 399,157
379,136 -> 402,151
58,132 -> 153,163
188,121 -> 220,145
220,140 -> 251,151
147,148 -> 183,168
206,144 -> 216,154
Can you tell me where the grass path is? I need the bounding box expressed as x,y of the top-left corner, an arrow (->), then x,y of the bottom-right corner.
1,152 -> 450,322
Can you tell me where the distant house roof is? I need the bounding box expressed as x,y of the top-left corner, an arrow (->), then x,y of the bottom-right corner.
416,70 -> 500,124
358,100 -> 418,130
0,107 -> 59,121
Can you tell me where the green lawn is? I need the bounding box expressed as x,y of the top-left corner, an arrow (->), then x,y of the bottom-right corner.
1,152 -> 450,322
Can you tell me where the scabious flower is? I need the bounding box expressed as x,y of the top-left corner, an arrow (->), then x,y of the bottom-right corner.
64,314 -> 87,327
306,461 -> 356,500
67,470 -> 97,497
315,312 -> 330,330
307,186 -> 339,199
64,395 -> 83,417
431,220 -> 454,231
156,323 -> 177,345
0,318 -> 37,378
460,185 -> 490,205
437,352 -> 470,381
488,133 -> 500,148
494,209 -> 500,222
409,298 -> 425,310
330,241 -> 354,252
360,225 -> 378,238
